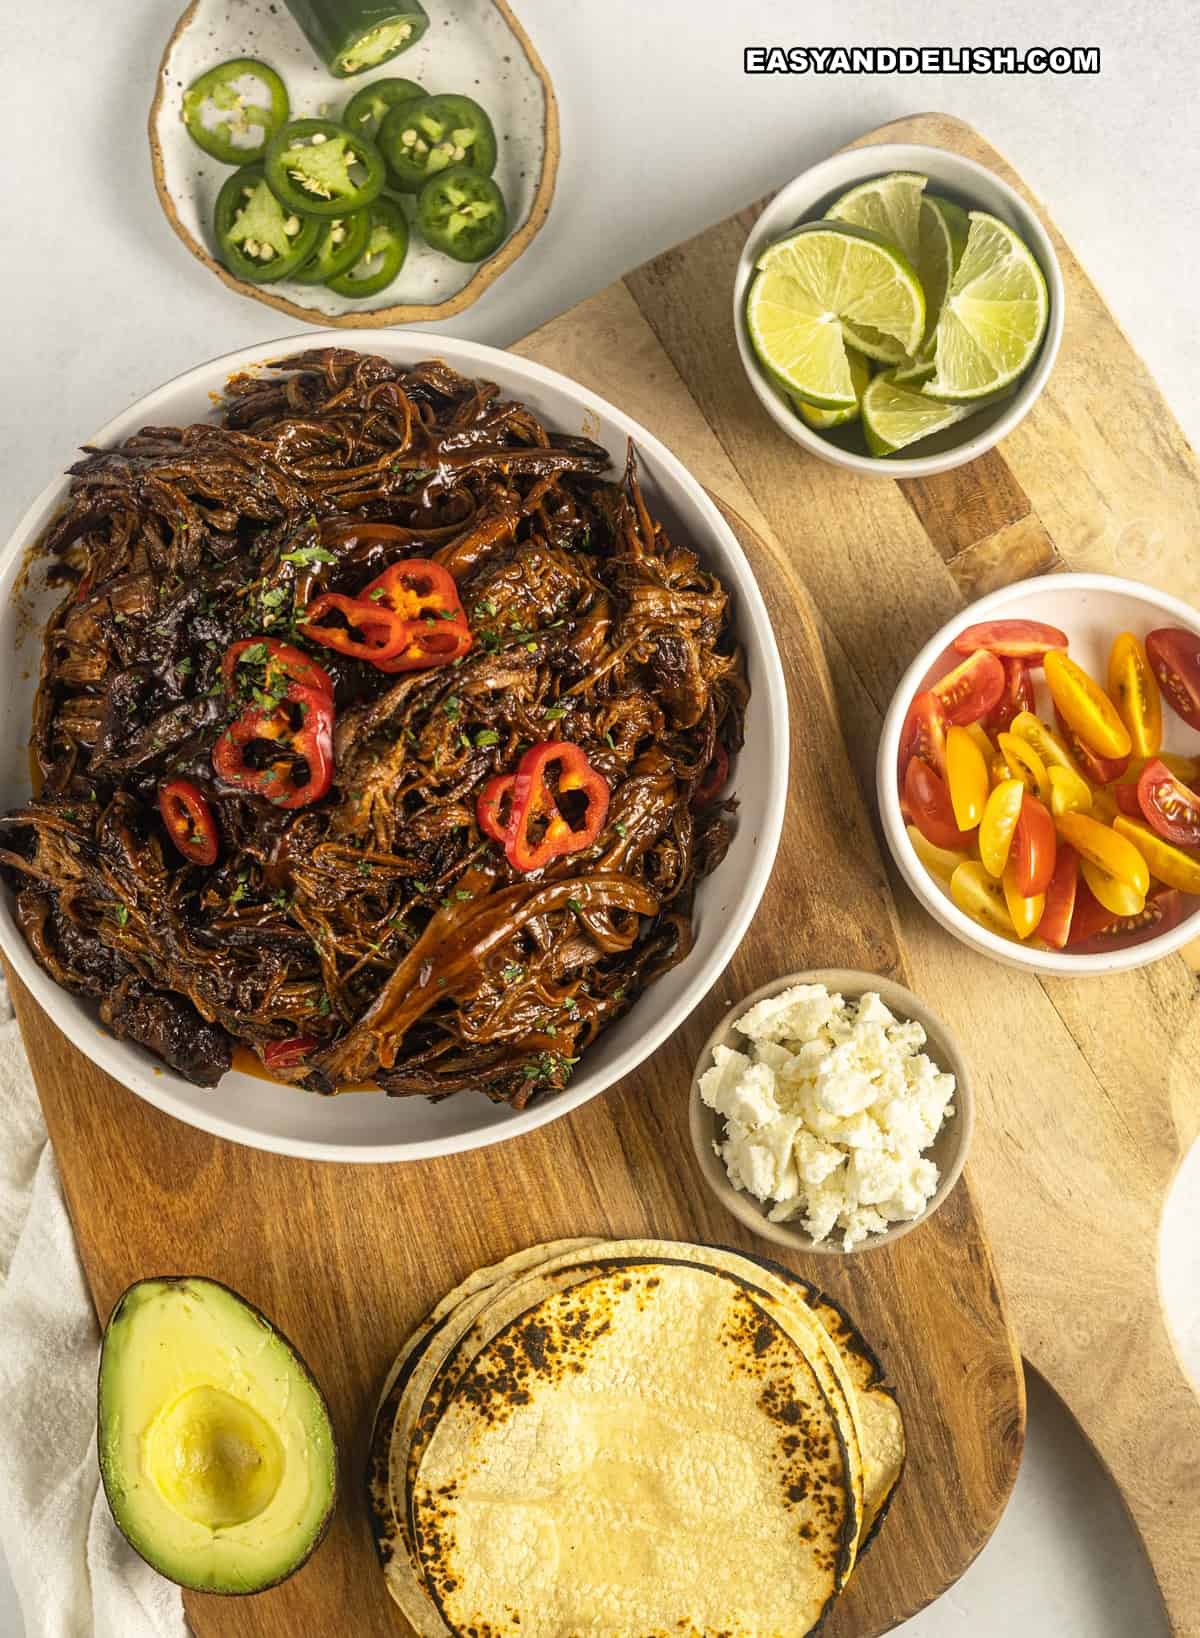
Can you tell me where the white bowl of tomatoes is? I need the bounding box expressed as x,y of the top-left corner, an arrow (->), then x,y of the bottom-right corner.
878,573 -> 1200,975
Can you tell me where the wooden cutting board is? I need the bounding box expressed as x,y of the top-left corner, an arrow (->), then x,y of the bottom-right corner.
10,108 -> 1199,1635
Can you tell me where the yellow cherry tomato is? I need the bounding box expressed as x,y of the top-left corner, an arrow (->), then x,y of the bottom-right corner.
1112,814 -> 1200,894
1107,632 -> 1162,759
907,824 -> 970,882
1055,811 -> 1150,898
1002,859 -> 1045,939
990,754 -> 1012,788
950,860 -> 1016,938
1044,650 -> 1132,761
945,725 -> 989,831
1079,857 -> 1145,917
1048,763 -> 1093,817
996,731 -> 1051,804
979,778 -> 1025,878
1009,710 -> 1083,779
963,721 -> 995,761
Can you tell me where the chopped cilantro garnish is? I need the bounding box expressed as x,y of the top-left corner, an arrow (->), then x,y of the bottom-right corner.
544,705 -> 566,720
281,544 -> 336,567
474,728 -> 499,748
501,962 -> 524,983
567,897 -> 582,913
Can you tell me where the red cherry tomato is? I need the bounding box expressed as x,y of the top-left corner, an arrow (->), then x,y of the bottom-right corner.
898,690 -> 948,780
1113,782 -> 1142,817
263,1035 -> 318,1070
1136,757 -> 1200,845
1076,888 -> 1183,952
904,757 -> 975,851
1038,843 -> 1078,949
1067,877 -> 1118,944
985,657 -> 1035,734
1052,705 -> 1129,785
1146,627 -> 1200,731
1011,793 -> 1056,896
953,619 -> 1068,661
931,650 -> 1005,727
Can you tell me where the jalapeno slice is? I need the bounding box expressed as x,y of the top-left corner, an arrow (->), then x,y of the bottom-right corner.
326,197 -> 409,296
292,209 -> 373,284
264,117 -> 385,218
182,58 -> 290,164
379,93 -> 497,192
343,77 -> 424,139
417,167 -> 508,262
280,0 -> 430,78
214,165 -> 322,283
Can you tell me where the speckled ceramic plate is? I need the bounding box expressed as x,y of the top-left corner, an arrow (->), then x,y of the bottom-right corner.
149,0 -> 558,325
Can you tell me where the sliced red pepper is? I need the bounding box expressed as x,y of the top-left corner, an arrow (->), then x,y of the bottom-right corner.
212,681 -> 334,809
494,741 -> 610,872
158,778 -> 220,866
693,743 -> 730,807
362,558 -> 465,623
222,638 -> 333,701
476,773 -> 515,844
263,1035 -> 318,1070
299,593 -> 414,662
373,617 -> 472,674
362,558 -> 473,673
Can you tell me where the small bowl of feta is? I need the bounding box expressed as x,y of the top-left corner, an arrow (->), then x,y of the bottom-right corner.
689,969 -> 973,1254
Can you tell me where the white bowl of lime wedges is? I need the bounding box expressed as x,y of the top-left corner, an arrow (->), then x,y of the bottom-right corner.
733,144 -> 1064,477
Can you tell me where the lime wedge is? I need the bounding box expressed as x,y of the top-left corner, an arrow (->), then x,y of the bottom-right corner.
747,224 -> 925,407
918,194 -> 969,345
924,211 -> 1049,401
826,171 -> 926,267
789,347 -> 871,429
861,371 -> 983,457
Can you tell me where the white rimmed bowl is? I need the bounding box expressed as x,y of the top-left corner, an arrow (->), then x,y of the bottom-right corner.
878,573 -> 1200,975
688,969 -> 974,1255
0,331 -> 789,1162
732,142 -> 1065,479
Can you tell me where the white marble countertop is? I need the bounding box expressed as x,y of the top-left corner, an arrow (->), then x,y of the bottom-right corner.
2,2 -> 1198,1632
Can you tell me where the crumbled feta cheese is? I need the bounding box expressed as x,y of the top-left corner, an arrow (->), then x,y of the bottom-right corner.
699,985 -> 955,1250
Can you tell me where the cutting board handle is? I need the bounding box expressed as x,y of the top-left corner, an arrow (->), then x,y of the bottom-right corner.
1038,1285 -> 1200,1635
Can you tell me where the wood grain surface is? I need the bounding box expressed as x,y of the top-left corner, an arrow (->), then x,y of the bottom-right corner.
6,475 -> 1024,1632
13,106 -> 1200,1636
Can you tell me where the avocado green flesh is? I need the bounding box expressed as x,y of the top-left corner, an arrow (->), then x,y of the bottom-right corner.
98,1278 -> 336,1594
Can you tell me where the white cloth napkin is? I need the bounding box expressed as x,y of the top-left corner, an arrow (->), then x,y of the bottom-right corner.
0,979 -> 188,1638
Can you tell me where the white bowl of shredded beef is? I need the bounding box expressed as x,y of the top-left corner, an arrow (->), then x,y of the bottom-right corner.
0,335 -> 788,1161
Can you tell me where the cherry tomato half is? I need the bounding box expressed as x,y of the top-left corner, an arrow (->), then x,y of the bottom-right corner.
1085,887 -> 1183,948
898,689 -> 948,781
1113,781 -> 1142,818
1112,815 -> 1200,895
1038,843 -> 1079,949
904,757 -> 975,851
1044,650 -> 1132,761
953,618 -> 1068,661
950,860 -> 1016,938
979,778 -> 1024,878
1066,876 -> 1118,944
1048,763 -> 1093,818
945,725 -> 989,830
906,824 -> 969,882
1002,859 -> 1045,939
1146,627 -> 1200,731
932,649 -> 1005,726
1053,705 -> 1129,786
996,731 -> 1051,805
1107,632 -> 1162,759
1057,812 -> 1149,917
1012,793 -> 1056,896
1135,757 -> 1200,846
985,656 -> 1035,734
1009,711 -> 1082,779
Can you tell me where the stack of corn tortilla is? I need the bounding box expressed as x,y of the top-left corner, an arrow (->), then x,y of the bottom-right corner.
368,1238 -> 905,1637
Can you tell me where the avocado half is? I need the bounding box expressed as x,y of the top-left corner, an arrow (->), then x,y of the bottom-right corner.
98,1277 -> 338,1594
